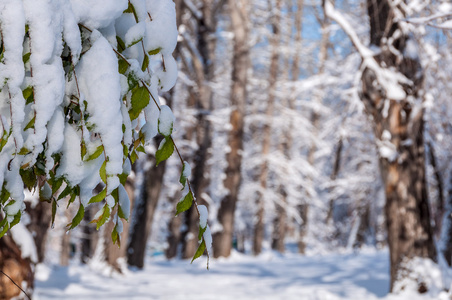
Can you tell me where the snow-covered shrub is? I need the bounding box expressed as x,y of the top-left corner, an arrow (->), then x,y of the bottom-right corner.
0,0 -> 210,262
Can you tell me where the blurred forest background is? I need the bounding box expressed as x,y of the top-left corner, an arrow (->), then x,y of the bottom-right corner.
2,0 -> 452,298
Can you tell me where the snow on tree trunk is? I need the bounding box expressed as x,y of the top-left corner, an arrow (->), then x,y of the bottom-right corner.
212,0 -> 249,258
325,0 -> 437,291
361,0 -> 437,292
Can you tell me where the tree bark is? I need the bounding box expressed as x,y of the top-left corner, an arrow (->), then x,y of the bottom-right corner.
80,205 -> 97,264
362,0 -> 436,291
25,201 -> 52,263
127,155 -> 163,269
0,225 -> 33,300
427,142 -> 444,236
177,0 -> 221,259
440,168 -> 452,266
212,0 -> 249,258
253,0 -> 282,255
96,177 -> 135,272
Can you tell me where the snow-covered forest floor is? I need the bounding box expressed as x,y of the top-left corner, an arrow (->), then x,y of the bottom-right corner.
34,248 -> 450,300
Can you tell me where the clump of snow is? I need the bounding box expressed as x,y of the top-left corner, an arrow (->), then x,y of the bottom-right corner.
0,0 -> 179,246
203,225 -> 212,251
392,257 -> 444,296
118,184 -> 131,220
182,161 -> 191,180
158,105 -> 174,136
198,205 -> 208,229
10,222 -> 38,263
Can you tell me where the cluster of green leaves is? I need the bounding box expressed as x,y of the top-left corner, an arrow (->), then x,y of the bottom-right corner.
0,1 -> 210,267
0,10 -> 161,244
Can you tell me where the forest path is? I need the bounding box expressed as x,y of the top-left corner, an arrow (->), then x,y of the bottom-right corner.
34,249 -> 444,300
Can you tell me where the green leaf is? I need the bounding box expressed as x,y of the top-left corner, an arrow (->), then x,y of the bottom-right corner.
51,199 -> 57,227
179,162 -> 189,186
99,160 -> 107,184
66,192 -> 76,209
0,130 -> 8,151
22,86 -> 33,105
88,188 -> 107,204
148,48 -> 161,56
141,54 -> 149,72
10,210 -> 21,228
136,145 -> 145,153
176,191 -> 193,216
0,221 -> 9,238
23,52 -> 31,64
0,218 -> 8,237
0,183 -> 10,205
85,145 -> 104,161
24,115 -> 35,130
118,173 -> 128,185
155,138 -> 174,166
127,73 -> 139,91
129,86 -> 150,120
126,37 -> 143,49
118,59 -> 129,74
198,224 -> 207,241
51,177 -> 64,195
67,203 -> 84,230
20,168 -> 36,191
130,151 -> 138,164
123,3 -> 133,13
92,205 -> 111,230
18,147 -> 30,155
81,140 -> 87,159
116,36 -> 126,52
58,184 -> 72,200
191,240 -> 206,264
111,224 -> 121,247
123,144 -> 129,157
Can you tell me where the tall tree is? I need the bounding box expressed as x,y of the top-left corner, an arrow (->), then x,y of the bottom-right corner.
325,0 -> 436,292
254,0 -> 282,255
128,155 -> 163,269
179,0 -> 222,259
212,0 -> 250,258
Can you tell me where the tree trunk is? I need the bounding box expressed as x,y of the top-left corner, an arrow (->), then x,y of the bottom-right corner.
25,201 -> 52,263
271,196 -> 286,252
165,209 -> 183,259
253,0 -> 282,256
60,207 -> 72,266
440,169 -> 452,266
80,205 -> 97,264
98,177 -> 135,272
212,0 -> 249,258
127,155 -> 163,269
179,0 -> 221,259
362,0 -> 436,291
427,142 -> 444,236
0,227 -> 33,300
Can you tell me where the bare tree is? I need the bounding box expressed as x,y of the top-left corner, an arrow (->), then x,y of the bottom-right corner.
212,0 -> 250,258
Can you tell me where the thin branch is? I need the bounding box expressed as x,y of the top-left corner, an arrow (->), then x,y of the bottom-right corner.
0,270 -> 32,300
82,23 -> 211,266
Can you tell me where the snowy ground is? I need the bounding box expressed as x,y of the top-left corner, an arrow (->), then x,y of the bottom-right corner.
34,249 -> 450,300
